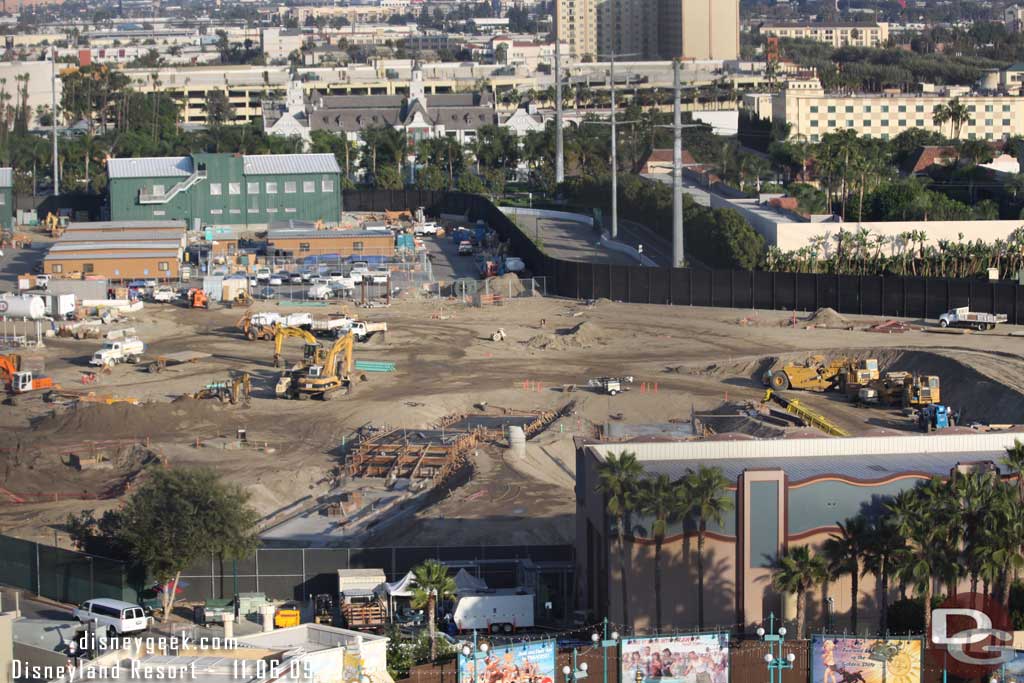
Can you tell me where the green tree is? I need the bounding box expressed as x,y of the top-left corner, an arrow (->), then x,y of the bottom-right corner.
596,451 -> 644,630
636,474 -> 685,632
206,90 -> 234,126
684,465 -> 733,629
117,468 -> 259,621
415,165 -> 447,191
771,545 -> 827,637
457,171 -> 486,194
409,560 -> 456,661
823,516 -> 868,633
373,164 -> 404,189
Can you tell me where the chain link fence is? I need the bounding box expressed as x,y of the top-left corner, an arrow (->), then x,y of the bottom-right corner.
422,276 -> 547,304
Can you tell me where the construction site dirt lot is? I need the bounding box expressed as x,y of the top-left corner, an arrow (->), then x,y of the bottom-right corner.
4,296 -> 1024,548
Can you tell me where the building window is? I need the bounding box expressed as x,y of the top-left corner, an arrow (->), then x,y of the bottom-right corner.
285,208 -> 297,213
210,183 -> 222,196
864,105 -> 872,113
810,120 -> 819,127
846,120 -> 854,127
284,181 -> 297,194
267,208 -> 278,213
809,105 -> 818,113
827,106 -> 836,113
845,105 -> 853,113
51,263 -> 62,273
303,180 -> 315,193
916,105 -> 924,113
898,119 -> 906,127
1004,104 -> 1012,112
247,181 -> 259,194
986,119 -> 994,126
230,208 -> 241,214
83,263 -> 94,273
1005,119 -> 1012,126
299,242 -> 310,252
986,104 -> 994,112
229,182 -> 241,195
266,182 -> 278,194
827,120 -> 836,127
158,261 -> 169,271
881,105 -> 889,113
0,194 -> 6,206
322,178 -> 334,193
352,241 -> 364,252
916,120 -> 924,127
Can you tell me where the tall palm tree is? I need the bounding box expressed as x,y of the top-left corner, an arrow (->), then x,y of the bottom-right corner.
1001,439 -> 1024,502
410,560 -> 456,661
684,465 -> 733,629
823,516 -> 868,634
772,545 -> 827,638
595,450 -> 644,630
860,517 -> 904,634
635,474 -> 685,632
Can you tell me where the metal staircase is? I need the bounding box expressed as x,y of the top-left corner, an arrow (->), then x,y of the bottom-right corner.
138,169 -> 207,204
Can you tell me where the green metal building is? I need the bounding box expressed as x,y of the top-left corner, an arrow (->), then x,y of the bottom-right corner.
106,153 -> 342,228
0,168 -> 13,231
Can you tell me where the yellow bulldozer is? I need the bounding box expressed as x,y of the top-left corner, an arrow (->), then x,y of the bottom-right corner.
761,355 -> 851,392
837,358 -> 881,397
856,373 -> 941,407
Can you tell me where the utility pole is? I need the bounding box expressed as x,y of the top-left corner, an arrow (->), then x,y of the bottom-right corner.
672,58 -> 683,267
609,52 -> 618,239
554,39 -> 564,185
51,48 -> 59,196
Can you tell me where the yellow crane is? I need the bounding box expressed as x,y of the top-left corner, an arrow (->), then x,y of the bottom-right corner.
280,332 -> 355,401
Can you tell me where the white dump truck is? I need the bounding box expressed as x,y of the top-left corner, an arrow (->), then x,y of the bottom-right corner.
90,337 -> 146,368
452,591 -> 535,633
938,307 -> 1008,331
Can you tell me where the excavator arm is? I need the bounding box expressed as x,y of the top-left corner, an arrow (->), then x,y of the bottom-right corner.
323,332 -> 355,379
0,354 -> 21,385
273,326 -> 320,368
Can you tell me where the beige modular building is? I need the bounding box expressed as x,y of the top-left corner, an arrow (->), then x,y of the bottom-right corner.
771,78 -> 1024,142
759,21 -> 889,48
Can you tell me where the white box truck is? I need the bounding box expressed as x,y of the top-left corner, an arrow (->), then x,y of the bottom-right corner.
452,591 -> 534,633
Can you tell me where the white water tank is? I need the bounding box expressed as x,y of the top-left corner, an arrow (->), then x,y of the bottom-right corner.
0,294 -> 46,320
508,426 -> 526,457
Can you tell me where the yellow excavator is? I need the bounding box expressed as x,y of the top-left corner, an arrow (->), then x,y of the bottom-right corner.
278,332 -> 355,401
272,325 -> 322,369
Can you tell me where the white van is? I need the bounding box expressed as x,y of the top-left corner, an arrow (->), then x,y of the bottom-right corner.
72,598 -> 149,637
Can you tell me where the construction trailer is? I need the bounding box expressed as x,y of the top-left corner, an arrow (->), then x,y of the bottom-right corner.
336,569 -> 388,631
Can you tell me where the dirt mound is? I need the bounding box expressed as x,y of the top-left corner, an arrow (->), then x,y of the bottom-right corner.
485,273 -> 524,297
807,307 -> 850,327
526,321 -> 606,350
31,400 -> 244,441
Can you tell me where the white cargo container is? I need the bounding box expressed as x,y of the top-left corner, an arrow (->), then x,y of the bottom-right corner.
452,591 -> 534,633
0,294 -> 46,320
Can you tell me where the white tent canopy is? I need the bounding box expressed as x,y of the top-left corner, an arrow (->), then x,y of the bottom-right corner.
454,568 -> 488,594
385,571 -> 416,597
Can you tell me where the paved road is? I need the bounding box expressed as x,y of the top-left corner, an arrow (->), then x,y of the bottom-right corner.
0,585 -> 74,619
641,173 -> 712,207
510,214 -> 637,265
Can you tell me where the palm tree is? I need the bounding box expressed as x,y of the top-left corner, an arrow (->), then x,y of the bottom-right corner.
772,545 -> 827,638
636,474 -> 685,632
684,465 -> 733,629
823,516 -> 868,634
595,450 -> 644,630
860,517 -> 904,634
1001,439 -> 1024,502
410,560 -> 456,661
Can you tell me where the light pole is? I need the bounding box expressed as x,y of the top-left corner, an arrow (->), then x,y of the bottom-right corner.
757,612 -> 796,683
590,621 -> 620,683
555,39 -> 564,185
561,655 -> 588,683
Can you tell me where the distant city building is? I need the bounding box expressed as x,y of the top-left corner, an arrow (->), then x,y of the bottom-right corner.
977,64 -> 1024,95
306,68 -> 496,145
659,0 -> 739,61
597,0 -> 659,59
489,36 -> 568,69
1006,4 -> 1024,33
261,27 -> 304,63
555,0 -> 597,61
770,77 -> 1024,143
759,21 -> 890,48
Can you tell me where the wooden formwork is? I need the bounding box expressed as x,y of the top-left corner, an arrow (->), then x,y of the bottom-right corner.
345,430 -> 479,480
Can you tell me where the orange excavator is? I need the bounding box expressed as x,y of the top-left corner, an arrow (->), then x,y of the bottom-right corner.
187,288 -> 209,309
0,354 -> 56,404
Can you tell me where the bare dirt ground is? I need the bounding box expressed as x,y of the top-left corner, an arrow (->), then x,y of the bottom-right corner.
4,291 -> 1024,548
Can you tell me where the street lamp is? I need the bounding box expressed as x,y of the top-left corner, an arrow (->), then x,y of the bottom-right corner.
590,619 -> 620,683
463,635 -> 490,681
758,614 -> 796,683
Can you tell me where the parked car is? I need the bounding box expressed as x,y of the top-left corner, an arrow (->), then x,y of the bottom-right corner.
414,222 -> 439,236
286,272 -> 304,284
299,271 -> 314,282
308,283 -> 333,300
72,598 -> 149,638
152,287 -> 179,302
255,267 -> 272,283
458,241 -> 474,255
269,275 -> 284,286
254,287 -> 278,300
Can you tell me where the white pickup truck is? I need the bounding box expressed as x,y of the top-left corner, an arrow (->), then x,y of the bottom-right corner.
255,267 -> 272,284
90,337 -> 146,368
938,307 -> 1008,331
414,221 -> 439,236
152,287 -> 179,302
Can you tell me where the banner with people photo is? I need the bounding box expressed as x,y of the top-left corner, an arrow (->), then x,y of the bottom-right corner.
620,634 -> 729,683
459,639 -> 556,683
811,636 -> 922,683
